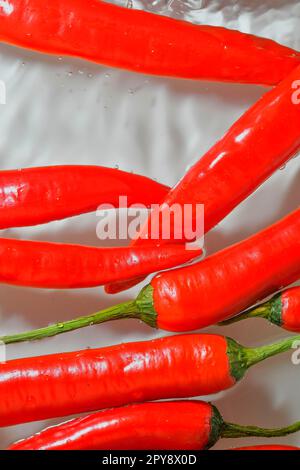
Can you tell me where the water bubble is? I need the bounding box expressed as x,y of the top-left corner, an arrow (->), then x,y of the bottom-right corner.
279,164 -> 286,171
105,73 -> 111,79
115,164 -> 119,170
67,71 -> 73,77
78,70 -> 84,75
88,73 -> 93,78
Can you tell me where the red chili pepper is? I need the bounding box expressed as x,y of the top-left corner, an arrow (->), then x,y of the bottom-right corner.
232,445 -> 299,451
7,206 -> 300,341
150,208 -> 300,332
106,62 -> 300,294
0,237 -> 199,289
1,1 -> 299,85
0,333 -> 298,426
220,286 -> 300,332
7,401 -> 300,451
0,165 -> 169,229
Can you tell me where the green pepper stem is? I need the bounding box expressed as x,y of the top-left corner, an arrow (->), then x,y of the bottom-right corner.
222,420 -> 300,439
219,304 -> 271,326
0,285 -> 156,345
245,334 -> 300,368
0,301 -> 139,344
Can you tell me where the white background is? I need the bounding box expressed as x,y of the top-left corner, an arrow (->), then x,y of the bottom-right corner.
0,0 -> 300,450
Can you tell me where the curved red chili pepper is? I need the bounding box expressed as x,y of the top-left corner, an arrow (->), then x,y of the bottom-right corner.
0,1 -> 299,85
151,208 -> 300,332
0,333 -> 298,426
232,445 -> 299,451
282,288 -> 300,332
0,165 -> 169,229
9,206 -> 300,340
0,237 -> 199,289
220,286 -> 300,333
7,401 -> 217,450
7,401 -> 300,451
106,62 -> 300,294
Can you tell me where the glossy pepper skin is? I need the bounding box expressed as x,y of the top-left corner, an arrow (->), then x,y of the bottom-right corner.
150,208 -> 300,331
8,401 -> 218,450
8,401 -> 300,451
5,208 -> 300,341
220,286 -> 300,333
106,62 -> 300,294
0,165 -> 169,229
0,334 -> 233,426
0,237 -> 199,289
1,332 -> 298,427
281,288 -> 300,332
0,1 -> 299,85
